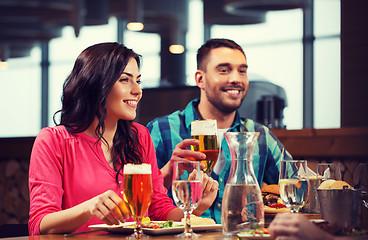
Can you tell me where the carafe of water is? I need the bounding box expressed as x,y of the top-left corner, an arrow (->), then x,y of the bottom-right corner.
221,132 -> 264,237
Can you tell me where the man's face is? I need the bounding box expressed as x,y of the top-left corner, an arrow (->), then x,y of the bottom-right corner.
197,47 -> 249,114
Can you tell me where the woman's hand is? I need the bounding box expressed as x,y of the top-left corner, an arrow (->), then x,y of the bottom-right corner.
161,139 -> 206,189
86,190 -> 130,225
40,190 -> 131,234
193,172 -> 219,216
269,213 -> 334,240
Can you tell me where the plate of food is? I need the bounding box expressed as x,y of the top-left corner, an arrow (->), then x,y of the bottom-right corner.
89,216 -> 221,235
237,224 -> 271,240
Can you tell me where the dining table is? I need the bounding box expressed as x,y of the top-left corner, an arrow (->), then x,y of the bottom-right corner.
4,213 -> 367,240
3,231 -> 231,240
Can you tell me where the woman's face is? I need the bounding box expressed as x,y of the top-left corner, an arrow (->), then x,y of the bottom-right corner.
105,58 -> 142,122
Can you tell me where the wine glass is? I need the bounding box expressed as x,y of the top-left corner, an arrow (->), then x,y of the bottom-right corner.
190,119 -> 219,175
279,159 -> 309,213
122,164 -> 153,239
317,162 -> 342,183
172,160 -> 203,238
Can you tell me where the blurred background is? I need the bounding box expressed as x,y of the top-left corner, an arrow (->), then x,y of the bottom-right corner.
1,0 -> 363,137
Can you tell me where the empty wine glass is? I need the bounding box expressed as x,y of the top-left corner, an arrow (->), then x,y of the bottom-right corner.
317,162 -> 342,183
279,159 -> 309,213
172,160 -> 203,238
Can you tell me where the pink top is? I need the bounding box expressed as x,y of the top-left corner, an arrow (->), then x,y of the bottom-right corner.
28,123 -> 177,235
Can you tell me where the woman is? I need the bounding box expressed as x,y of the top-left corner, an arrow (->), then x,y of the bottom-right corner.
28,42 -> 218,235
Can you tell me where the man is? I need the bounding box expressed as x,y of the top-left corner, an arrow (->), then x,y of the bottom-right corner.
147,38 -> 292,223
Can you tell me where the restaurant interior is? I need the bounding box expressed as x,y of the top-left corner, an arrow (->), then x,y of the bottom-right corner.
0,0 -> 367,238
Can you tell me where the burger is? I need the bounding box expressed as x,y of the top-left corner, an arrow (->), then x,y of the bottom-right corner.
261,184 -> 290,214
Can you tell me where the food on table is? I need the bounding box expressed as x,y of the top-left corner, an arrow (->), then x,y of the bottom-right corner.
124,217 -> 183,229
261,184 -> 290,213
181,215 -> 216,225
238,223 -> 270,237
141,220 -> 179,229
318,180 -> 353,189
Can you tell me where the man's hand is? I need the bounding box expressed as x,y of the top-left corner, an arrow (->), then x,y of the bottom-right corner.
193,173 -> 219,216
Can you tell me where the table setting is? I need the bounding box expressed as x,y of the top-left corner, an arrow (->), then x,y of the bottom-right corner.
15,127 -> 368,240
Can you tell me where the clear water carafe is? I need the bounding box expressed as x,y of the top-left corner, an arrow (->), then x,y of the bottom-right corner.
221,132 -> 264,237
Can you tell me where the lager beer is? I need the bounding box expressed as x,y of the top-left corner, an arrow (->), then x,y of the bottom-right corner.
191,120 -> 219,175
123,164 -> 152,220
190,135 -> 219,174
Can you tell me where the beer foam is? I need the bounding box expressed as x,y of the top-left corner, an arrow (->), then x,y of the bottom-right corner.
123,164 -> 152,174
191,119 -> 217,135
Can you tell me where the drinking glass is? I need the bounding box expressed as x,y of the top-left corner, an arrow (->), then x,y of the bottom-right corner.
190,119 -> 219,175
279,159 -> 309,213
172,160 -> 203,238
317,162 -> 342,183
123,164 -> 153,239
356,163 -> 368,208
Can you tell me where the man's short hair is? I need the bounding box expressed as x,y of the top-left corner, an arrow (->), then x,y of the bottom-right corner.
196,38 -> 246,71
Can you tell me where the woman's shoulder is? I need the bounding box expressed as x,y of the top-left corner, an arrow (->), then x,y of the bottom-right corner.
37,125 -> 76,142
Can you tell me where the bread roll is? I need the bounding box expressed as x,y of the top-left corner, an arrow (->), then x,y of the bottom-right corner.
264,205 -> 291,214
182,215 -> 216,225
261,184 -> 279,195
318,179 -> 336,189
330,180 -> 353,189
318,179 -> 353,189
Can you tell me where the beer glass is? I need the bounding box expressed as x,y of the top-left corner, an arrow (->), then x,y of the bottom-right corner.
172,160 -> 203,238
123,164 -> 153,239
190,119 -> 219,175
279,160 -> 309,213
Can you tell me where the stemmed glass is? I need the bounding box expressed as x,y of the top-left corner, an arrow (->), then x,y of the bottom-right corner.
122,164 -> 153,239
190,119 -> 219,175
317,162 -> 342,183
172,160 -> 203,238
279,159 -> 309,213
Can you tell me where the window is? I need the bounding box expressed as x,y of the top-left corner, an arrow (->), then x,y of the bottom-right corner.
0,0 -> 341,137
211,9 -> 304,129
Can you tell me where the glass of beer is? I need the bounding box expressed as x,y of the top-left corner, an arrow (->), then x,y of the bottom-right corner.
190,119 -> 219,175
279,159 -> 309,213
123,164 -> 153,239
172,160 -> 203,238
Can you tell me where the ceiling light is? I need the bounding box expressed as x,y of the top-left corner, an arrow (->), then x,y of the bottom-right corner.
0,61 -> 8,70
169,45 -> 185,54
127,22 -> 144,31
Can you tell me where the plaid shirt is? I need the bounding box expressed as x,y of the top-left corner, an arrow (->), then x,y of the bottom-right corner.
147,98 -> 292,223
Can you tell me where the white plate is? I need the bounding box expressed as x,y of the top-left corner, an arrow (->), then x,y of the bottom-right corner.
310,219 -> 327,224
237,232 -> 272,240
89,221 -> 222,235
89,222 -> 135,234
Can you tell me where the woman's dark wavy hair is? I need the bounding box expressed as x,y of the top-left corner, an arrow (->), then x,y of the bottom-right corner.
53,42 -> 144,184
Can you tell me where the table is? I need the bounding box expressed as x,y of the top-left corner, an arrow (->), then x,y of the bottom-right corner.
3,231 -> 232,240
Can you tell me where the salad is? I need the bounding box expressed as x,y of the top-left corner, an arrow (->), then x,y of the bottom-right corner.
238,223 -> 270,237
134,217 -> 183,229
